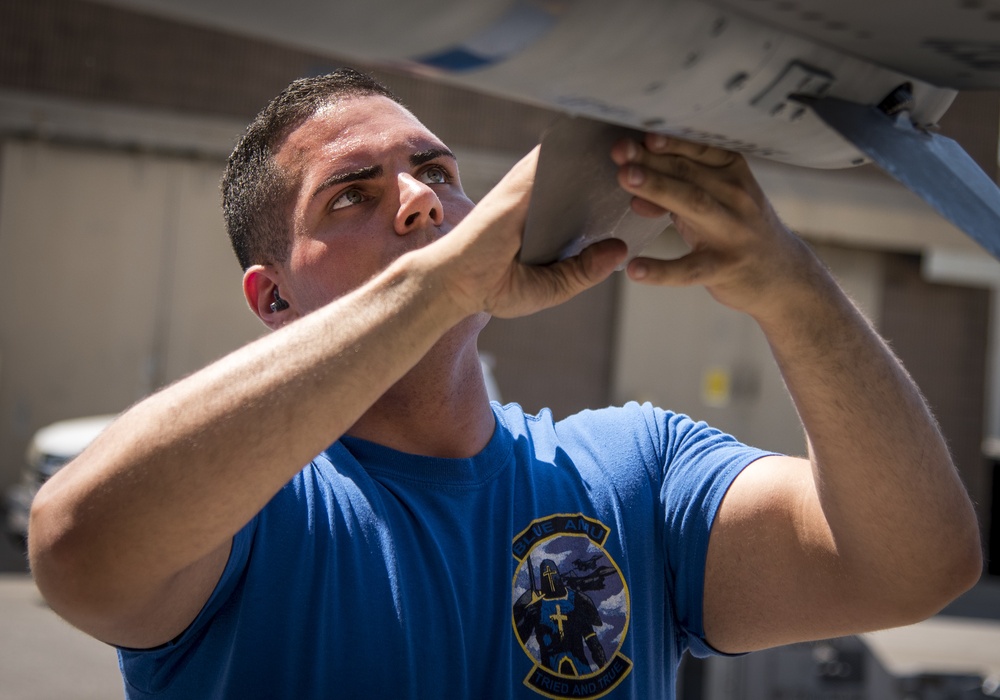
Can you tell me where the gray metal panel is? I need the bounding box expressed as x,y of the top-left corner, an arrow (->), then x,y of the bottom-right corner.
711,0 -> 1000,89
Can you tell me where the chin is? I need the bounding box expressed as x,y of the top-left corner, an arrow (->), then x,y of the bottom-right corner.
446,312 -> 490,344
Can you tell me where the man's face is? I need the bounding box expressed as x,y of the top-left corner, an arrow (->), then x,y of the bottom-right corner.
273,95 -> 475,313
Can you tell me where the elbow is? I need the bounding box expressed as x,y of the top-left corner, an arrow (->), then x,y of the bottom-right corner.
931,504 -> 984,607
29,482 -> 135,645
892,518 -> 983,625
28,482 -> 77,603
937,524 -> 984,604
27,479 -> 106,618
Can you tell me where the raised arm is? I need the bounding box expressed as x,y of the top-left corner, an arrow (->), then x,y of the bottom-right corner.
611,135 -> 983,653
28,148 -> 626,649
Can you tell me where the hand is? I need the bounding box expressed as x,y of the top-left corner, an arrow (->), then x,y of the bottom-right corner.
611,134 -> 818,320
431,147 -> 628,319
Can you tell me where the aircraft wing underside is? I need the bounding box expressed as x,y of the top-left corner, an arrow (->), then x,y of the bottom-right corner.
709,0 -> 1000,91
87,0 -> 1000,260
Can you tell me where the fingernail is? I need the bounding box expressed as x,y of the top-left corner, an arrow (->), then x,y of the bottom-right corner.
630,260 -> 648,279
627,165 -> 644,187
625,139 -> 638,162
649,134 -> 668,150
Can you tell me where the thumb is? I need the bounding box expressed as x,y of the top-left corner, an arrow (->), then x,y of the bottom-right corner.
571,237 -> 630,287
532,238 -> 629,308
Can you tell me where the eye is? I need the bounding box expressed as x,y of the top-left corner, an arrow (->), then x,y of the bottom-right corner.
330,188 -> 366,211
419,165 -> 450,185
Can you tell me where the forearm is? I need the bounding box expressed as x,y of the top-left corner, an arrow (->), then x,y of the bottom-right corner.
30,250 -> 466,608
757,252 -> 982,609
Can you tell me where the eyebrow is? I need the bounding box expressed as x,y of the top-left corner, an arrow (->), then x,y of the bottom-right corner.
310,148 -> 456,202
411,148 -> 456,166
311,164 -> 383,201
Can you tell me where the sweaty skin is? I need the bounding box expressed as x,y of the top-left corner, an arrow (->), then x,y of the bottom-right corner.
28,98 -> 981,657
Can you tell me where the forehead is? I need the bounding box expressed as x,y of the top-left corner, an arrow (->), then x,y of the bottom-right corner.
276,95 -> 445,179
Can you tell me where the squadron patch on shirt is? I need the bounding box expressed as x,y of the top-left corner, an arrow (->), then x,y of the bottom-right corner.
511,514 -> 632,699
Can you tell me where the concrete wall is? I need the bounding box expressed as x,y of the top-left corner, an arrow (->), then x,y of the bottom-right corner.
612,232 -> 884,456
0,139 -> 264,479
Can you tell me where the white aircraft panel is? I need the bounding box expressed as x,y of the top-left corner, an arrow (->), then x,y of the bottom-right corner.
711,0 -> 1000,89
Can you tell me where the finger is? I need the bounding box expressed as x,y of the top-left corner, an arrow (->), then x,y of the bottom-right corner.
626,251 -> 715,288
488,144 -> 539,200
451,146 -> 538,257
643,134 -> 740,168
614,135 -> 753,216
630,196 -> 670,219
618,163 -> 725,224
471,145 -> 538,217
610,138 -> 640,167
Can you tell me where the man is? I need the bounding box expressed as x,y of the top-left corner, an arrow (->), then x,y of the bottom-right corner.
29,68 -> 981,698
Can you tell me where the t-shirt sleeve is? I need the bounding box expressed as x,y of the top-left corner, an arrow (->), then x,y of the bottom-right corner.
116,515 -> 257,692
646,405 -> 776,658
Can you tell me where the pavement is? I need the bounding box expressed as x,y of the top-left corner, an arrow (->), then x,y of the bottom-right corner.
865,615 -> 1000,682
0,537 -> 123,700
0,573 -> 123,700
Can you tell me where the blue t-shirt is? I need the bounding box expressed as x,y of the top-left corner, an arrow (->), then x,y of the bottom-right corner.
118,402 -> 770,699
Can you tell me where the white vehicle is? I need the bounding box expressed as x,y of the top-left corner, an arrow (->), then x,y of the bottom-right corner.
3,415 -> 115,549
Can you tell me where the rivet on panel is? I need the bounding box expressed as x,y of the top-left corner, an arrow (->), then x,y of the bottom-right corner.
726,72 -> 750,91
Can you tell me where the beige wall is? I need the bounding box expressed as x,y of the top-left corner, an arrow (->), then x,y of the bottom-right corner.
611,231 -> 885,456
0,139 -> 264,483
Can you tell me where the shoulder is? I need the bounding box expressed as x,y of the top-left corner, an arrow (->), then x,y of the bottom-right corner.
495,400 -> 668,439
493,402 -> 671,492
497,401 -> 731,461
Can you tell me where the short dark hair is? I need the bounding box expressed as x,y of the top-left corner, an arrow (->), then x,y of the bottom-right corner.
222,68 -> 403,271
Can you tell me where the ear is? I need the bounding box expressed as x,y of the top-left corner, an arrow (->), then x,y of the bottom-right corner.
243,265 -> 297,330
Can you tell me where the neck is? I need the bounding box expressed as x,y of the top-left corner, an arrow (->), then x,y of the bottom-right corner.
344,318 -> 496,458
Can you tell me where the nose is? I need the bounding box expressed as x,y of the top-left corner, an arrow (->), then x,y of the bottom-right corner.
395,173 -> 444,235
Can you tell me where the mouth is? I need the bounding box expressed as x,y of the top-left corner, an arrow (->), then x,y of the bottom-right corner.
396,226 -> 446,258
